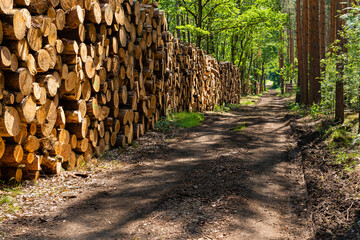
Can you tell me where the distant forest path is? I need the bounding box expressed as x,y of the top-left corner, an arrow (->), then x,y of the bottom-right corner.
7,90 -> 312,239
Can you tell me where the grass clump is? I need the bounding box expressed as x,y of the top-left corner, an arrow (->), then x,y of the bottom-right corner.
170,112 -> 204,128
233,122 -> 247,131
228,97 -> 256,109
241,99 -> 254,106
0,187 -> 22,215
328,128 -> 354,149
213,103 -> 230,112
288,102 -> 308,117
332,149 -> 360,171
155,112 -> 204,131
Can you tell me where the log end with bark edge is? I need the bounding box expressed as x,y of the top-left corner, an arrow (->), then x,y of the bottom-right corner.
0,46 -> 11,67
0,106 -> 20,137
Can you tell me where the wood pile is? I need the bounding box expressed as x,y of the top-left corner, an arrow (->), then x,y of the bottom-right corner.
161,38 -> 241,113
0,0 -> 241,182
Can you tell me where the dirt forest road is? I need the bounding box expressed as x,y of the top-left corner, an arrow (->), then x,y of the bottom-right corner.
5,91 -> 313,239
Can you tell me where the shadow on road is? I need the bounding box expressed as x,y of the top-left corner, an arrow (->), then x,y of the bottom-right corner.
9,92 -> 314,239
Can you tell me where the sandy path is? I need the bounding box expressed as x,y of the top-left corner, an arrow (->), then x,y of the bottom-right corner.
8,91 -> 312,240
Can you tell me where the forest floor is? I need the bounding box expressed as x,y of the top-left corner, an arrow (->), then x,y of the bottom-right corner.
1,90 -> 358,239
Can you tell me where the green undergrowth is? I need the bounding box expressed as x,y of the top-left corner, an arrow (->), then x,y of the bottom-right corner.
155,112 -> 205,132
214,103 -> 231,112
319,114 -> 360,170
277,89 -> 297,98
0,184 -> 23,218
288,102 -> 325,119
300,108 -> 360,172
289,101 -> 360,172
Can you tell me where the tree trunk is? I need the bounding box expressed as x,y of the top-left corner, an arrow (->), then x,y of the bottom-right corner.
240,66 -> 246,96
330,0 -> 336,45
260,61 -> 265,93
335,1 -> 346,122
186,12 -> 190,43
289,26 -> 294,85
222,39 -> 226,60
296,0 -> 303,103
308,0 -> 321,104
246,52 -> 253,96
358,83 -> 360,134
302,0 -> 309,105
320,0 -> 326,60
279,30 -> 284,95
231,34 -> 238,63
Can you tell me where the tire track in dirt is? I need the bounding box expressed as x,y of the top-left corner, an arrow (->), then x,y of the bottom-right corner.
6,90 -> 312,239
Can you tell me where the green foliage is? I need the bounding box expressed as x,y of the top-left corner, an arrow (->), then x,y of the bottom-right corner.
329,128 -> 354,149
320,3 -> 360,116
155,112 -> 205,131
158,0 -> 287,89
288,102 -> 307,117
279,61 -> 297,88
313,112 -> 360,172
155,116 -> 177,132
310,103 -> 322,120
129,142 -> 139,148
227,103 -> 242,109
176,25 -> 210,37
333,149 -> 360,171
214,103 -> 230,112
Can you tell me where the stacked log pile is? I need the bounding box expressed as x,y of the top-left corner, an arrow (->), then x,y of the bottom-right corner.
0,0 -> 241,182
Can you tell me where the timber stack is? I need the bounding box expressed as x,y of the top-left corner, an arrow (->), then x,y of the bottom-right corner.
0,0 -> 241,182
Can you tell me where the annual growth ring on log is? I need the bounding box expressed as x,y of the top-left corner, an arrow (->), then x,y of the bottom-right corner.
0,0 -> 241,182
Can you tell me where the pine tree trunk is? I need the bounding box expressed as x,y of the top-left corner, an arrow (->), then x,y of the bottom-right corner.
289,25 -> 294,85
335,1 -> 346,122
279,30 -> 284,95
308,0 -> 321,104
320,0 -> 326,60
330,0 -> 336,45
186,12 -> 191,43
302,0 -> 309,105
296,0 -> 303,103
246,52 -> 253,95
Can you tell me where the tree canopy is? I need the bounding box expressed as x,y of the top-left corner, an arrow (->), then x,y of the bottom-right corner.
159,0 -> 287,94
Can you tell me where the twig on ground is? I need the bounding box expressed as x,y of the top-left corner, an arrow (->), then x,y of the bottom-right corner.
347,201 -> 355,221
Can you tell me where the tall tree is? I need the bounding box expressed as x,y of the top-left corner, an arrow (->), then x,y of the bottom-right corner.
279,30 -> 284,95
335,1 -> 347,122
245,51 -> 254,95
320,0 -> 326,60
289,26 -> 294,85
296,0 -> 303,103
301,0 -> 309,105
308,0 -> 321,104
